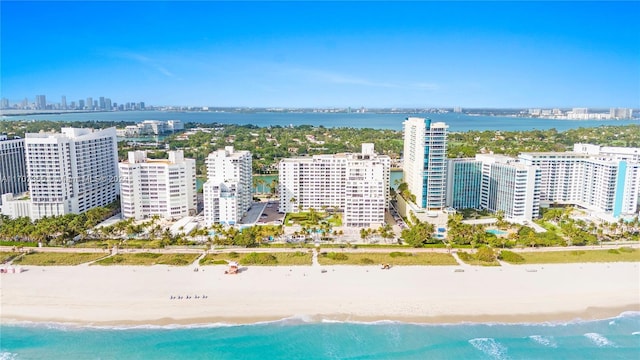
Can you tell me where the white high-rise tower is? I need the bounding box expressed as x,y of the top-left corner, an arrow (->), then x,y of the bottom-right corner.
119,150 -> 197,220
402,117 -> 448,210
203,146 -> 252,226
24,127 -> 119,219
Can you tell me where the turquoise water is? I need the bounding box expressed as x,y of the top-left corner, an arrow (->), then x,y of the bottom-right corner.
2,313 -> 639,359
487,229 -> 508,235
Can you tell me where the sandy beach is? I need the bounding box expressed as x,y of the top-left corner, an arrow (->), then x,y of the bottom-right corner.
1,262 -> 639,326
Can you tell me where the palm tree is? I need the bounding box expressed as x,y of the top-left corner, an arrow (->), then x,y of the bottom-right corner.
269,179 -> 278,197
257,178 -> 266,194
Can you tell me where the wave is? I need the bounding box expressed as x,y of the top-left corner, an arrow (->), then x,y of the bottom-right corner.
584,333 -> 616,347
528,335 -> 557,348
2,311 -> 639,330
0,352 -> 17,360
468,338 -> 510,360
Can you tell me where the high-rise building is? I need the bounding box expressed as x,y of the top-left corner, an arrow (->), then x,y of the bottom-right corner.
477,154 -> 541,221
119,150 -> 196,220
0,135 -> 27,205
61,96 -> 67,110
35,95 -> 46,110
446,158 -> 482,210
105,98 -> 112,111
446,155 -> 540,221
19,127 -> 118,220
519,145 -> 640,219
78,99 -> 85,110
1,98 -> 9,109
86,97 -> 93,110
99,97 -> 105,110
610,108 -> 633,120
203,146 -> 252,226
402,117 -> 448,210
279,143 -> 390,227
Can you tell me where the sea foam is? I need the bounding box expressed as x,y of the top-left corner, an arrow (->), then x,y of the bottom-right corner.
529,335 -> 557,348
469,338 -> 510,360
584,333 -> 616,347
0,352 -> 17,360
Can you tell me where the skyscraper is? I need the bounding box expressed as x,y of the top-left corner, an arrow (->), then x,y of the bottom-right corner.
203,146 -> 252,226
0,135 -> 27,205
24,127 -> 119,219
35,95 -> 46,110
477,154 -> 541,221
61,96 -> 67,110
446,158 -> 482,210
86,97 -> 93,110
402,117 -> 448,210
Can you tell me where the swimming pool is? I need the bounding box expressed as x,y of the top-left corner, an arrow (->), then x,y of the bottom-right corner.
486,229 -> 508,235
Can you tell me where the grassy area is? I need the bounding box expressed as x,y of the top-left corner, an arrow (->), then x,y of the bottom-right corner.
317,251 -> 458,266
284,211 -> 341,227
456,251 -> 501,266
0,241 -> 38,247
73,240 -> 121,248
0,252 -> 21,264
12,252 -> 108,266
93,253 -> 199,266
200,251 -> 313,266
120,239 -> 165,249
501,247 -> 640,264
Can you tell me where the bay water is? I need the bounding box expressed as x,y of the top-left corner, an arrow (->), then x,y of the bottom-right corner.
2,111 -> 638,358
3,111 -> 637,132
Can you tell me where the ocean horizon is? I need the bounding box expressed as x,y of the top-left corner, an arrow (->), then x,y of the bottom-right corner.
2,110 -> 638,132
2,312 -> 639,359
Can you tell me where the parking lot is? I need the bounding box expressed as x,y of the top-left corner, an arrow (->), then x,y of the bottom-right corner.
255,200 -> 285,225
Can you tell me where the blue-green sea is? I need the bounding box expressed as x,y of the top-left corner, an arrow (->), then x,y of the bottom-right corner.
2,313 -> 639,359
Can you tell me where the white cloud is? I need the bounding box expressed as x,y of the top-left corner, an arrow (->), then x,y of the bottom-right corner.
110,51 -> 175,78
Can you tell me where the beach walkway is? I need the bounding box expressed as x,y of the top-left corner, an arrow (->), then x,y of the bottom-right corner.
311,249 -> 320,267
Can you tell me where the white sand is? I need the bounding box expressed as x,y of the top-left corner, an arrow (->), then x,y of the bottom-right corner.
1,262 -> 639,325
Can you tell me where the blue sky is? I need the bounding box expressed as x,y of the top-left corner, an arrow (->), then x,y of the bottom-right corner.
2,1 -> 639,108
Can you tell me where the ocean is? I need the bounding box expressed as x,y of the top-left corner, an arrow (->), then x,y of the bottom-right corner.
2,313 -> 639,359
2,110 -> 638,132
2,112 -> 638,358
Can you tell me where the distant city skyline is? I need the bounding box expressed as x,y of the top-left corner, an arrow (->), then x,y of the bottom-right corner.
1,1 -> 638,108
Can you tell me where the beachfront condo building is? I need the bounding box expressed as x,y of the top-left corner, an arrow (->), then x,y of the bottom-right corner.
476,154 -> 541,221
203,146 -> 252,226
0,135 -> 27,205
402,117 -> 448,210
1,128 -> 119,220
445,158 -> 482,210
278,143 -> 390,228
445,155 -> 541,221
519,144 -> 640,219
118,150 -> 197,220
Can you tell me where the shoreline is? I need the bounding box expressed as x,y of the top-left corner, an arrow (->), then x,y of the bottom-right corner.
2,263 -> 638,327
2,305 -> 639,328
